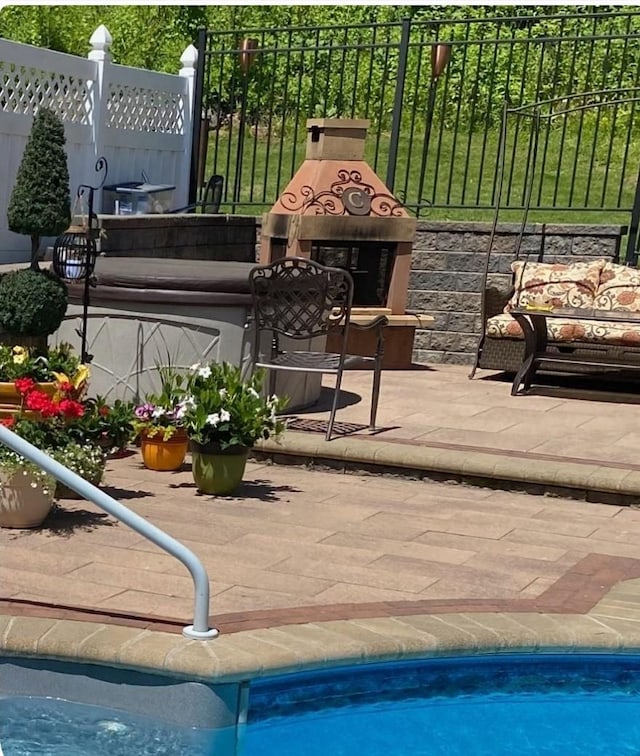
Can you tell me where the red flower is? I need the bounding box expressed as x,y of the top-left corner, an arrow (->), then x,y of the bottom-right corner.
99,405 -> 110,417
14,377 -> 36,395
59,399 -> 84,418
25,390 -> 59,417
0,416 -> 15,428
58,381 -> 73,395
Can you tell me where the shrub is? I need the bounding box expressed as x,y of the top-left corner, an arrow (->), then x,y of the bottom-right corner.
0,269 -> 68,336
7,107 -> 71,269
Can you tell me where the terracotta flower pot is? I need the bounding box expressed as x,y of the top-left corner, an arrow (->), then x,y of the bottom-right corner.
140,429 -> 188,471
189,441 -> 249,495
0,470 -> 55,528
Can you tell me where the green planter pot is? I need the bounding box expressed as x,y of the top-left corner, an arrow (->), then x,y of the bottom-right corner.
189,441 -> 249,496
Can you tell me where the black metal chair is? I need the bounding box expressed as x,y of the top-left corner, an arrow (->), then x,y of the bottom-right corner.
248,257 -> 387,441
171,174 -> 224,214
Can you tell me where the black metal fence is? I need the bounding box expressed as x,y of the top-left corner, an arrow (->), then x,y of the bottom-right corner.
192,9 -> 640,221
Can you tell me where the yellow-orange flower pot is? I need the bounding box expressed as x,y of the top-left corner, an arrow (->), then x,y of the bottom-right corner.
0,381 -> 57,421
140,429 -> 188,472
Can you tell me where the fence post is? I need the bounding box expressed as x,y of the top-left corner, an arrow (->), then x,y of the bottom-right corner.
179,44 -> 198,209
625,166 -> 640,266
88,25 -> 112,212
385,17 -> 411,193
189,29 -> 207,206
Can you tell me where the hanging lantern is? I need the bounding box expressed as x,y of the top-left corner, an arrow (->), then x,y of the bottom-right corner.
52,231 -> 97,282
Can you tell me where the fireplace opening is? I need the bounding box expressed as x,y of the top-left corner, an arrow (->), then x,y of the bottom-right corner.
311,241 -> 395,307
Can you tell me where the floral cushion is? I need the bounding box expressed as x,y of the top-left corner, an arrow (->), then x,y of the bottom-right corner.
486,312 -> 640,347
505,259 -> 605,312
593,261 -> 640,312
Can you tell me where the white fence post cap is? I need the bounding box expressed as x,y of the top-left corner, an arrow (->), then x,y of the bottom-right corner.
180,44 -> 198,70
89,25 -> 112,59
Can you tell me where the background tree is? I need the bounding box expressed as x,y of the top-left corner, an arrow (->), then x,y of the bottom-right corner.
7,108 -> 71,270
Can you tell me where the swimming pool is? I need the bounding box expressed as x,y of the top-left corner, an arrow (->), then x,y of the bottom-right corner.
5,651 -> 640,754
243,653 -> 640,755
0,656 -> 239,756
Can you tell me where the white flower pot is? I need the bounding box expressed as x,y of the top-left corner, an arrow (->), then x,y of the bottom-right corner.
0,470 -> 55,528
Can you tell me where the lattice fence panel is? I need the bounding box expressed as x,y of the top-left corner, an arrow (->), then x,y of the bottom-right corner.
106,84 -> 184,134
0,61 -> 91,124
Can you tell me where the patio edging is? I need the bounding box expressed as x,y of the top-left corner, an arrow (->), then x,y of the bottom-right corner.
254,431 -> 640,502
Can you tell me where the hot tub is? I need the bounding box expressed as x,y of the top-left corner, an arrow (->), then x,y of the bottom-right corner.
54,257 -> 321,409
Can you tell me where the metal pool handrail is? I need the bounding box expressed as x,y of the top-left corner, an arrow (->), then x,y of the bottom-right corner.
0,425 -> 218,641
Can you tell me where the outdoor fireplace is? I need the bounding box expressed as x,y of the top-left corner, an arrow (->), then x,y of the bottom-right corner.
260,118 -> 430,367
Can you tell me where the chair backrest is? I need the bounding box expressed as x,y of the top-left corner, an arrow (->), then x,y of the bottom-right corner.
202,174 -> 224,213
249,257 -> 353,340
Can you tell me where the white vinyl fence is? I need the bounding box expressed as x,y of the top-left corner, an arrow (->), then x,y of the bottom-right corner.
0,25 -> 196,261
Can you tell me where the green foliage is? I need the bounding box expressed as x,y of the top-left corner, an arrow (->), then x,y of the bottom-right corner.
0,270 -> 68,336
68,396 -> 136,454
7,108 -> 70,266
51,442 -> 106,485
184,362 -> 287,450
2,6 -> 639,219
0,6 -> 208,72
0,342 -> 80,383
0,442 -> 55,493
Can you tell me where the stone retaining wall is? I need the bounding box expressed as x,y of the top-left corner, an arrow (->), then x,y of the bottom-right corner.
409,222 -> 626,365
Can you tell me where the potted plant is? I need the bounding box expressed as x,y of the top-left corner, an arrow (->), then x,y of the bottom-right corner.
0,342 -> 87,414
52,442 -> 106,500
0,268 -> 69,349
183,362 -> 286,495
0,443 -> 56,528
7,107 -> 71,271
71,396 -> 136,457
133,365 -> 189,471
0,380 -> 100,526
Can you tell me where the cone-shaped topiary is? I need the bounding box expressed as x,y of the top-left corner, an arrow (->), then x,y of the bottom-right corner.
0,269 -> 68,337
7,108 -> 71,270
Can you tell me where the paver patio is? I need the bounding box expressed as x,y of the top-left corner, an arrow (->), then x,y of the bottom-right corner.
3,364 -> 640,634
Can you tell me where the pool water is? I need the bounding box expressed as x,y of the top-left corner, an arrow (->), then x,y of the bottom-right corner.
243,654 -> 640,755
0,697 -> 218,755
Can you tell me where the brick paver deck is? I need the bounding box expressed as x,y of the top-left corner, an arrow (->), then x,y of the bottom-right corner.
3,364 -> 640,634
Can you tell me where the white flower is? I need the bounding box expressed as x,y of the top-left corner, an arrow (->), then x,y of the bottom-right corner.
219,388 -> 228,399
198,366 -> 212,379
206,413 -> 220,426
182,395 -> 196,408
190,362 -> 201,372
220,409 -> 231,423
247,387 -> 260,399
174,404 -> 187,419
152,406 -> 166,418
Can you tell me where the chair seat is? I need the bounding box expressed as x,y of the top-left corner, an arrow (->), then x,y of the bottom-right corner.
257,350 -> 374,373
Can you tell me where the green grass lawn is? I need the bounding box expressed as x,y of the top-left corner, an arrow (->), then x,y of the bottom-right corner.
203,119 -> 638,229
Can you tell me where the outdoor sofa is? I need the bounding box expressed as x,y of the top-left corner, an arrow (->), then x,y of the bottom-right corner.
475,258 -> 640,374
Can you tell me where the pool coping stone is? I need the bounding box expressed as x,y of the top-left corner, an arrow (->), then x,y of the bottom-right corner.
3,577 -> 640,684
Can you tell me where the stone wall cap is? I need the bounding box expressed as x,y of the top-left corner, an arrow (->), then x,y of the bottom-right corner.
543,224 -> 628,235
306,118 -> 370,131
415,221 -> 628,236
98,214 -> 256,229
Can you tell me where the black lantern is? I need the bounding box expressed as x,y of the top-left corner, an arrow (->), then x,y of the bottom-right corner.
53,156 -> 107,364
52,231 -> 97,281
